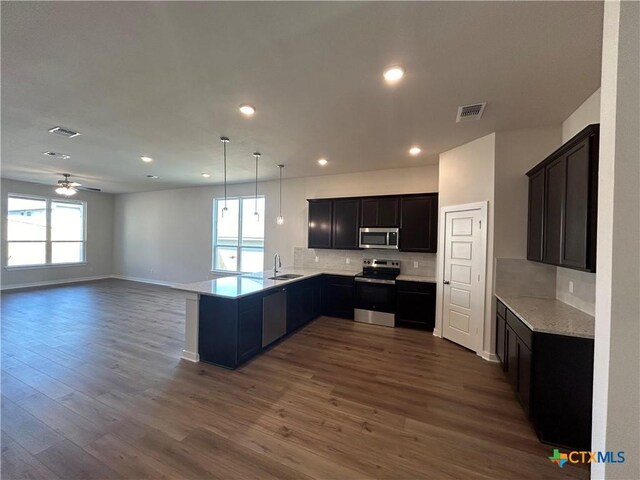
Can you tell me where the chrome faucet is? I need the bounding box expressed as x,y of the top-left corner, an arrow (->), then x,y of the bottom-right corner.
273,253 -> 282,277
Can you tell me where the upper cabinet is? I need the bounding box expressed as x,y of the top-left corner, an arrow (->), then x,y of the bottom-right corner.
526,124 -> 599,272
308,199 -> 333,249
399,194 -> 438,253
308,193 -> 438,252
332,199 -> 361,250
361,197 -> 399,227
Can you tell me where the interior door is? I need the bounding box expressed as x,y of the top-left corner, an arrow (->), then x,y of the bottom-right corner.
441,208 -> 485,352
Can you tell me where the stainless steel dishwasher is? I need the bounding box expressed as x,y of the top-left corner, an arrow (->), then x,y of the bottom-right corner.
262,288 -> 287,347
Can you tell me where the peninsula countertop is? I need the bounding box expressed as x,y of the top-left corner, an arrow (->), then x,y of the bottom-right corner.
495,292 -> 595,339
173,268 -> 357,299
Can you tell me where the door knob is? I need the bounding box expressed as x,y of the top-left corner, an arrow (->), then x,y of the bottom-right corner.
443,280 -> 450,285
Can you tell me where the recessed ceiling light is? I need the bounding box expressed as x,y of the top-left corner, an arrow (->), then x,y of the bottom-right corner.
318,158 -> 328,166
239,104 -> 256,116
140,156 -> 153,163
146,175 -> 159,179
383,66 -> 404,83
43,151 -> 71,159
409,146 -> 422,156
201,173 -> 211,178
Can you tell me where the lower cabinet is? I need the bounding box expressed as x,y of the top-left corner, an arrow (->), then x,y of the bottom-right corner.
237,295 -> 263,364
323,275 -> 355,319
287,277 -> 320,333
395,280 -> 436,330
495,297 -> 593,450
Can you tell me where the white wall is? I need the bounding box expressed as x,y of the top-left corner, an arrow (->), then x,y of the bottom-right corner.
113,164 -> 438,284
436,133 -> 495,359
0,178 -> 114,289
591,1 -> 639,477
562,88 -> 601,141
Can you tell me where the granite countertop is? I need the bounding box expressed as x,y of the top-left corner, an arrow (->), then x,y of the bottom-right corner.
397,274 -> 437,283
173,268 -> 356,299
495,293 -> 595,339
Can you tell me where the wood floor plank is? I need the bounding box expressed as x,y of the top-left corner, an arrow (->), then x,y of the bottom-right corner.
1,279 -> 589,479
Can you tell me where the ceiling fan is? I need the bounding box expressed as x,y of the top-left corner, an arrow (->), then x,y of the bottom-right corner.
55,173 -> 101,196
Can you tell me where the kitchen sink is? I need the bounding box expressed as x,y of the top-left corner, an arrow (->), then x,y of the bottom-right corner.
268,274 -> 304,280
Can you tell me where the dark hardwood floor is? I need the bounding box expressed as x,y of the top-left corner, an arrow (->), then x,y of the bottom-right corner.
1,279 -> 588,479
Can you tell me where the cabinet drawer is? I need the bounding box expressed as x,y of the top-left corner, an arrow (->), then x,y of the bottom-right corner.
497,300 -> 506,319
506,309 -> 533,349
397,280 -> 435,294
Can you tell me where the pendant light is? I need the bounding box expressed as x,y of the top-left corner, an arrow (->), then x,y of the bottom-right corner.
276,164 -> 284,225
253,152 -> 261,221
220,136 -> 230,217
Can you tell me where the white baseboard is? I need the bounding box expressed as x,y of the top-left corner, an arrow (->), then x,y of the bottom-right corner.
1,275 -> 112,291
181,350 -> 200,362
110,275 -> 175,287
432,328 -> 441,338
479,350 -> 499,363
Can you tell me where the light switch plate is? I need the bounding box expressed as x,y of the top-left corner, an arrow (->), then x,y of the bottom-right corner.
315,256 -> 319,263
413,261 -> 419,268
346,258 -> 350,264
569,281 -> 574,293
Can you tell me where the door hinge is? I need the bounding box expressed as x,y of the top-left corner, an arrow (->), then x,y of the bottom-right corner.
479,220 -> 482,229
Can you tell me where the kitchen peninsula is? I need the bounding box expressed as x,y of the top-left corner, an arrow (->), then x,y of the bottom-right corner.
174,268 -> 357,368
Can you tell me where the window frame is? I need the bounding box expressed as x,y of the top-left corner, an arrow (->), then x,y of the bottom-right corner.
5,193 -> 87,269
212,195 -> 265,273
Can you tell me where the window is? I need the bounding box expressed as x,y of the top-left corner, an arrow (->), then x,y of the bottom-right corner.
213,196 -> 265,273
6,195 -> 86,267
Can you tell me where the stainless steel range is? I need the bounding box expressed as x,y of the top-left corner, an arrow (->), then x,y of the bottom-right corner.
354,258 -> 400,327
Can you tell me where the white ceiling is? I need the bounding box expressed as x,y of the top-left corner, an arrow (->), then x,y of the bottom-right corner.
1,1 -> 603,193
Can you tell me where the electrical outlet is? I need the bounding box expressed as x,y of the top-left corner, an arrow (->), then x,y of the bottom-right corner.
413,261 -> 419,268
315,256 -> 319,263
569,281 -> 574,294
346,258 -> 350,264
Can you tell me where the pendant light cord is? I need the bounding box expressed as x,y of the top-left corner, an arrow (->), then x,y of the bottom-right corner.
255,155 -> 259,214
279,165 -> 283,217
223,140 -> 227,209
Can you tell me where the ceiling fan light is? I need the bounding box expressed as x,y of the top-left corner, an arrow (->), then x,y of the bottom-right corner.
55,186 -> 77,196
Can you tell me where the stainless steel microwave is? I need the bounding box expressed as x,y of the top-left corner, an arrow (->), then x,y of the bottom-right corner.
359,227 -> 399,250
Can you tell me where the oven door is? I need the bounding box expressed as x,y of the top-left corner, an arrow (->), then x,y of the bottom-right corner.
354,278 -> 396,313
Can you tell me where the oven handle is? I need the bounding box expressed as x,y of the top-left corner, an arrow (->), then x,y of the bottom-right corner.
354,277 -> 396,285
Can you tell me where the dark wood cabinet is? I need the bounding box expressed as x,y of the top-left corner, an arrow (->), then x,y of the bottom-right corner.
527,124 -> 599,272
332,199 -> 361,250
237,295 -> 263,364
527,169 -> 545,262
361,197 -> 399,227
323,275 -> 354,319
399,194 -> 438,253
495,304 -> 506,367
308,200 -> 333,249
307,193 -> 438,253
495,296 -> 593,450
395,280 -> 436,330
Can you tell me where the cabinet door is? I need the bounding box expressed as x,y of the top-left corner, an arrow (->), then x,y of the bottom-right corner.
496,314 -> 506,368
562,138 -> 591,270
237,296 -> 263,364
505,325 -> 518,389
399,195 -> 438,252
395,282 -> 436,330
308,200 -> 333,249
361,199 -> 379,227
332,199 -> 360,249
323,276 -> 354,319
286,284 -> 303,333
517,339 -> 532,417
544,157 -> 566,265
527,168 -> 545,262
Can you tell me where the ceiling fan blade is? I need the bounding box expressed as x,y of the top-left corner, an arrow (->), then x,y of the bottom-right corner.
68,182 -> 82,187
78,186 -> 101,192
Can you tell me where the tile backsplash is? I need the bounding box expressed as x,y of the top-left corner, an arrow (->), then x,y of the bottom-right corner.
494,258 -> 595,316
293,247 -> 436,277
556,267 -> 596,316
494,258 -> 557,298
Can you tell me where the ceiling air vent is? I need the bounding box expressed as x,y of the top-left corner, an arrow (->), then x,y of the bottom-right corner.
48,126 -> 80,138
43,151 -> 71,159
456,102 -> 487,123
